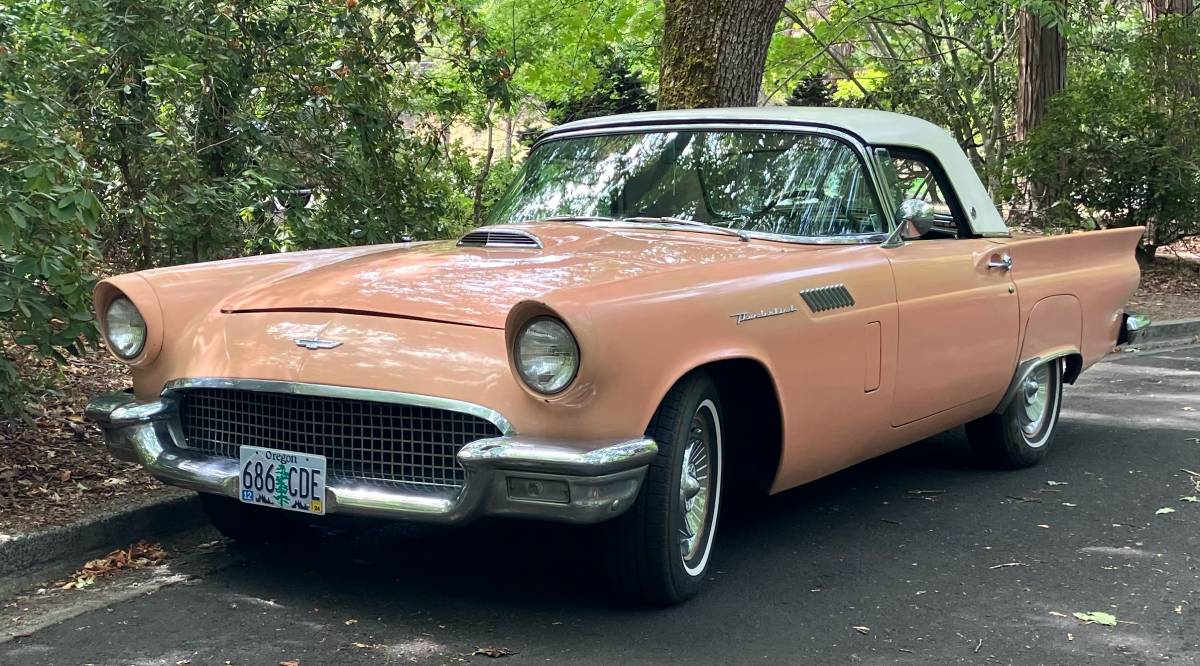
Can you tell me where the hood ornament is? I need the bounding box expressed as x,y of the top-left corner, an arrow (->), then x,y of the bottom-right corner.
294,337 -> 343,350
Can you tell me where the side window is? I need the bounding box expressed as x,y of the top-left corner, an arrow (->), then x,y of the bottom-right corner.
876,149 -> 966,239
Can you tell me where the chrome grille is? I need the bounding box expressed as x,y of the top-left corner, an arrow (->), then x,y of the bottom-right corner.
176,388 -> 502,489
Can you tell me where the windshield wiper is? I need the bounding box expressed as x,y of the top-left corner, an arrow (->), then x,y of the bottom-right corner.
541,215 -> 616,222
621,216 -> 751,242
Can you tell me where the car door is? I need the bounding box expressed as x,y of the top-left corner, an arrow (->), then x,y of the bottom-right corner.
877,149 -> 1019,426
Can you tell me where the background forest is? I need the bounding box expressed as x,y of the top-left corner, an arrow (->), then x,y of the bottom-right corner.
0,0 -> 1197,413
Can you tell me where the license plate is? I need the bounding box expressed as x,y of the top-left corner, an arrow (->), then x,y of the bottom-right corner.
238,446 -> 326,515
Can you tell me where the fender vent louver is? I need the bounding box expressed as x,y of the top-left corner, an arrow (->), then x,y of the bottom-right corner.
457,228 -> 542,249
800,284 -> 856,313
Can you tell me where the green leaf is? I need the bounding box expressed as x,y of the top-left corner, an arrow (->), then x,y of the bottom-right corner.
6,206 -> 27,229
1156,507 -> 1176,515
1073,612 -> 1117,627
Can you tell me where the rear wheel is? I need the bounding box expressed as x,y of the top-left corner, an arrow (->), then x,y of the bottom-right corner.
966,358 -> 1064,469
606,373 -> 723,606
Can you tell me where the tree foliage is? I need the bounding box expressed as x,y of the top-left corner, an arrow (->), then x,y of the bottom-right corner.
0,0 -> 515,408
0,0 -> 1196,414
1021,16 -> 1199,261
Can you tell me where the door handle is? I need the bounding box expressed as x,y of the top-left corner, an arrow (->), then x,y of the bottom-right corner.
987,253 -> 1013,271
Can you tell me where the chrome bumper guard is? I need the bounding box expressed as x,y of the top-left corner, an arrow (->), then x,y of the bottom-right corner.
1118,312 -> 1151,346
85,391 -> 657,525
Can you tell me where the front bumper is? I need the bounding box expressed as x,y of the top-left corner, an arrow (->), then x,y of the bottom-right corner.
85,391 -> 656,525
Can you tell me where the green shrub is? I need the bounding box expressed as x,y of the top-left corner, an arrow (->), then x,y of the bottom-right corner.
1,1 -> 102,414
1021,16 -> 1199,261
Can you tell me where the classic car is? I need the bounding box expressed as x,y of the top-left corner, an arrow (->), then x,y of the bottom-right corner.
86,108 -> 1148,606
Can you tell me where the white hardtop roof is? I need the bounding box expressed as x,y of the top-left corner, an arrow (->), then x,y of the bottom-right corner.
544,107 -> 1008,236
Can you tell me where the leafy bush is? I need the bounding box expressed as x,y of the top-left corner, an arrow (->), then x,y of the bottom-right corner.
1021,16 -> 1200,261
1,1 -> 102,414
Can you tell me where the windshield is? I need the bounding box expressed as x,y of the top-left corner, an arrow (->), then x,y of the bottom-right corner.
486,130 -> 886,238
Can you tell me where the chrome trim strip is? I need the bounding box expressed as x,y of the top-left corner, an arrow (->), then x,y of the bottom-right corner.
161,378 -> 515,436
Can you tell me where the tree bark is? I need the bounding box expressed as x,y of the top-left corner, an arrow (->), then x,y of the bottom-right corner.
1015,3 -> 1067,142
658,0 -> 786,109
1144,0 -> 1194,20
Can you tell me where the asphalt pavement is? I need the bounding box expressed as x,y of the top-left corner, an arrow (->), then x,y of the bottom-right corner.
2,346 -> 1198,665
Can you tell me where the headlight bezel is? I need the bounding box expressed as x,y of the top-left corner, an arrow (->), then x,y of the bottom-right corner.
513,315 -> 580,396
103,295 -> 148,359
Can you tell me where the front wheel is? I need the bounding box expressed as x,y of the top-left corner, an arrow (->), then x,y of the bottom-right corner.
606,373 -> 724,606
199,493 -> 312,545
966,358 -> 1064,469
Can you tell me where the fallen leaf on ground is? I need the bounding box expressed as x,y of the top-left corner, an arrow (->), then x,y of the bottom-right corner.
344,618 -> 358,625
852,625 -> 870,635
1180,496 -> 1199,503
989,562 -> 1026,569
1156,507 -> 1176,515
280,661 -> 300,666
1183,406 -> 1195,411
56,540 -> 167,590
1037,524 -> 1050,528
1046,481 -> 1069,486
473,647 -> 516,658
1074,611 -> 1118,626
1049,611 -> 1068,618
352,642 -> 374,649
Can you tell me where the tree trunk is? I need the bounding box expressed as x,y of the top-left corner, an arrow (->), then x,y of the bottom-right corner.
1144,0 -> 1194,20
1016,2 -> 1067,219
658,0 -> 786,109
1015,3 -> 1067,142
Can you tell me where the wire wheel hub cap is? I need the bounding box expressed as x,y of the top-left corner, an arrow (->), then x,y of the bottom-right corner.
678,408 -> 714,569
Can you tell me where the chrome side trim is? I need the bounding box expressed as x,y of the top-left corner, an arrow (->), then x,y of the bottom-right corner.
161,378 -> 515,436
799,284 -> 856,313
994,351 -> 1076,414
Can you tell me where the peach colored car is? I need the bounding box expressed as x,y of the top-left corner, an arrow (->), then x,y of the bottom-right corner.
86,108 -> 1147,605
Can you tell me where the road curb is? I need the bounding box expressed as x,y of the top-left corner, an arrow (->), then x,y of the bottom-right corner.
0,489 -> 203,598
1129,317 -> 1200,352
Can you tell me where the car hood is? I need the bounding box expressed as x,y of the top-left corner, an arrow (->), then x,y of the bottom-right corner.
220,223 -> 798,329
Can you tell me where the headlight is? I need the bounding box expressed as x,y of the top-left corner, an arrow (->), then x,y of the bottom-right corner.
515,316 -> 579,394
104,296 -> 147,359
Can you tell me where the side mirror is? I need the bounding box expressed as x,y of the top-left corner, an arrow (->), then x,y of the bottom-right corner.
896,199 -> 935,239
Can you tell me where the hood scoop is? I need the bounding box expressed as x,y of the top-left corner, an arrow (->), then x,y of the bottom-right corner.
457,227 -> 542,249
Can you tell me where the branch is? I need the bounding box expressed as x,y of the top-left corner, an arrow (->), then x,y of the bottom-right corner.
782,7 -> 883,109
